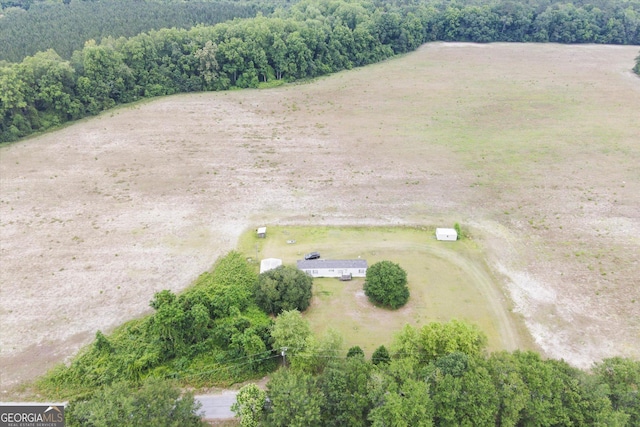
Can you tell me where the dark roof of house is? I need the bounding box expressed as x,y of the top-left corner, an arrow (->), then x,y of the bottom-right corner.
297,259 -> 368,269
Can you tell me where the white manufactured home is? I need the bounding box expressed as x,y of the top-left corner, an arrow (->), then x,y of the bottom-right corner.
436,228 -> 458,241
260,258 -> 282,273
297,259 -> 368,278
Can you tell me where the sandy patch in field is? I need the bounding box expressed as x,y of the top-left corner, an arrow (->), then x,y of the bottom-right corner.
1,43 -> 639,393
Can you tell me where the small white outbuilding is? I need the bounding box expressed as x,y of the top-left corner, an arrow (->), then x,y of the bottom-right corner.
436,228 -> 458,241
260,258 -> 282,273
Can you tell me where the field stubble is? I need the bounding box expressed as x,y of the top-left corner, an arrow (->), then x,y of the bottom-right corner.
1,43 -> 639,393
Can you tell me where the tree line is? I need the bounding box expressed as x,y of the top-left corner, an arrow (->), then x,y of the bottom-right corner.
2,0 -> 640,143
234,314 -> 640,426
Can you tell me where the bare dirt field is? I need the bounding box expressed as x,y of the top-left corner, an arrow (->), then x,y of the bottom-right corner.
1,43 -> 639,395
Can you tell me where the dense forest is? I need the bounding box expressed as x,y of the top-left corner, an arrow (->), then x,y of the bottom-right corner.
0,0 -> 303,62
41,251 -> 640,425
0,1 -> 271,62
1,0 -> 640,143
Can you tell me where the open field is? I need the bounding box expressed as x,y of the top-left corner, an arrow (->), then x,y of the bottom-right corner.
1,43 -> 639,394
238,225 -> 531,355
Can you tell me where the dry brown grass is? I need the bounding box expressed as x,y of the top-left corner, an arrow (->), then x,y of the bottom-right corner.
1,43 -> 639,395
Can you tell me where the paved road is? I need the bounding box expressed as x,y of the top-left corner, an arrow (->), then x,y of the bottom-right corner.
195,391 -> 238,420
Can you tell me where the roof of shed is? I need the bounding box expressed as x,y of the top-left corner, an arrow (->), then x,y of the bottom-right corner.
259,258 -> 282,273
436,228 -> 457,234
297,259 -> 368,269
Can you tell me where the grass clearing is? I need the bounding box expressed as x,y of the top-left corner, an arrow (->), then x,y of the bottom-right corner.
237,226 -> 526,355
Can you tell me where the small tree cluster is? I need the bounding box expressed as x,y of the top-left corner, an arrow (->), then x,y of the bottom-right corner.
363,261 -> 409,309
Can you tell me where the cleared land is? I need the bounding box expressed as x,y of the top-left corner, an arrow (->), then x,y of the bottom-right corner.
1,43 -> 639,394
238,225 -> 530,355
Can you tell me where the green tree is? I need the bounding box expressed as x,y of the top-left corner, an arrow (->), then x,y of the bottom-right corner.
255,265 -> 313,315
435,351 -> 469,377
0,63 -> 31,142
453,359 -> 499,426
210,250 -> 258,291
229,326 -> 270,370
194,40 -> 219,90
232,383 -> 267,427
347,345 -> 365,358
319,357 -> 373,426
371,345 -> 391,366
265,369 -> 325,427
66,378 -> 205,427
271,309 -> 312,359
367,358 -> 434,426
392,320 -> 487,366
290,328 -> 343,374
284,31 -> 312,79
149,290 -> 187,358
593,357 -> 640,425
512,351 -> 569,426
74,40 -> 133,114
364,260 -> 409,309
206,251 -> 257,318
368,378 -> 434,427
486,351 -> 529,427
20,49 -> 81,126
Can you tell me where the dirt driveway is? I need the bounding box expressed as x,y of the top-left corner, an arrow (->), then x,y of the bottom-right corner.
1,43 -> 639,393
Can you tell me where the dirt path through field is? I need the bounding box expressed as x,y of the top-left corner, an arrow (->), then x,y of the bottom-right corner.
422,242 -> 522,351
1,43 -> 639,394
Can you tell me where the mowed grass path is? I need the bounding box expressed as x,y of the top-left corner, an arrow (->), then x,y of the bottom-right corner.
238,226 -> 528,356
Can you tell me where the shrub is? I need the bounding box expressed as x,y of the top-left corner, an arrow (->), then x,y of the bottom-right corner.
347,346 -> 365,358
371,345 -> 390,365
454,222 -> 462,239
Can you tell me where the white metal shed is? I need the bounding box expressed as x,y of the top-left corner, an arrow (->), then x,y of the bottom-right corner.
436,228 -> 458,241
260,258 -> 282,273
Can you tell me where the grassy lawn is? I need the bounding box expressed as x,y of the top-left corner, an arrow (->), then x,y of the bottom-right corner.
237,225 -> 523,356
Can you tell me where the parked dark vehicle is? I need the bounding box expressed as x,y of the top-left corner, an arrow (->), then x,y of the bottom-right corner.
304,252 -> 320,260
